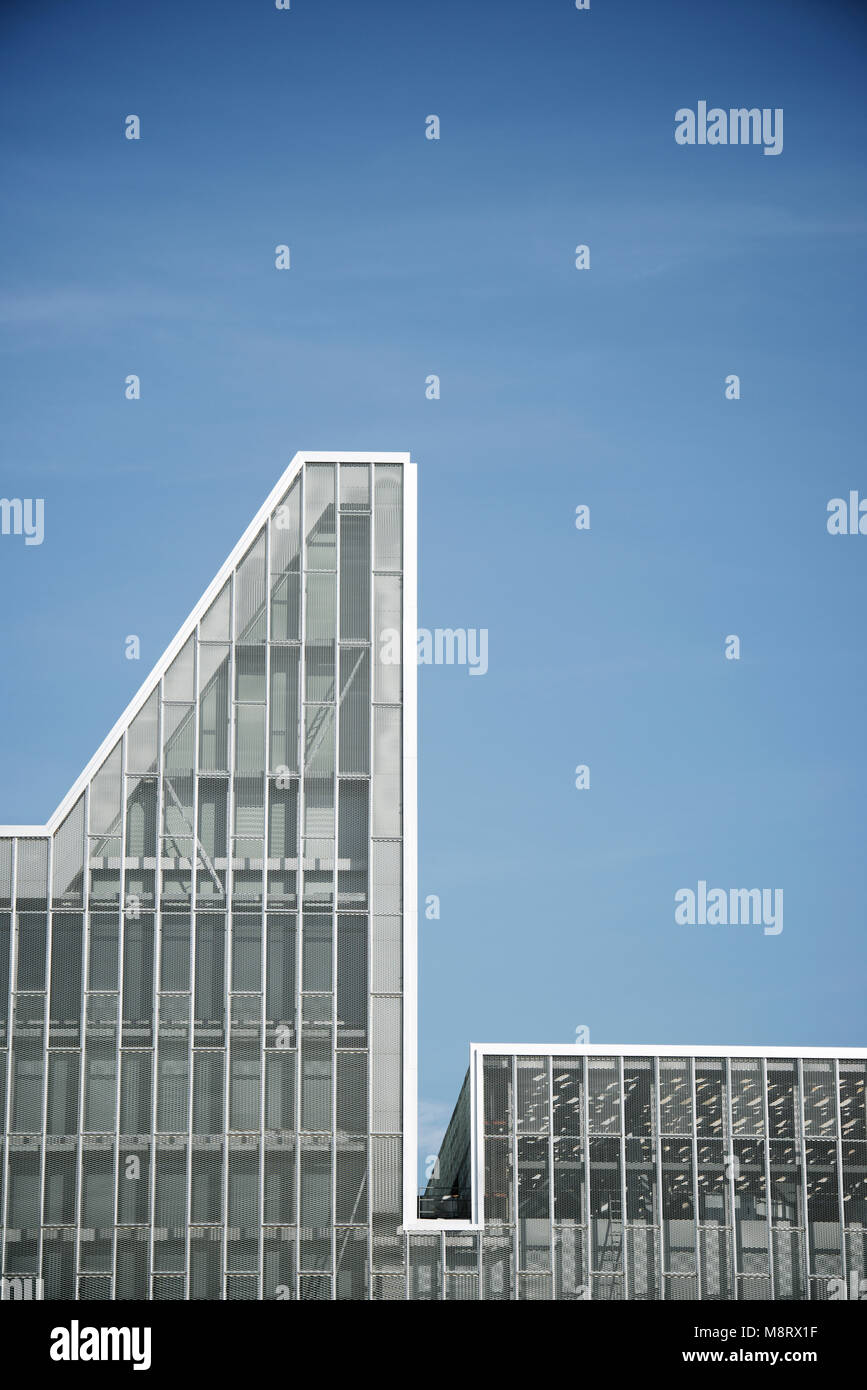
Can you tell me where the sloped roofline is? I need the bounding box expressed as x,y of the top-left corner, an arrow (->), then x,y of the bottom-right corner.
1,450 -> 411,839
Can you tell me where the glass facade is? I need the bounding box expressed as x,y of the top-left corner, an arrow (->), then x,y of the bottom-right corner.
0,456 -> 408,1300
1,453 -> 864,1300
406,1049 -> 866,1301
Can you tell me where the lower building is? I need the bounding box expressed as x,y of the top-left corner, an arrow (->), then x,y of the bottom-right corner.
412,1045 -> 867,1301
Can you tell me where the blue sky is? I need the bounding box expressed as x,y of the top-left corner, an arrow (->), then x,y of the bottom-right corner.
1,0 -> 866,1167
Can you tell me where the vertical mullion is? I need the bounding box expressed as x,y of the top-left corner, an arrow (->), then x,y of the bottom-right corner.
761,1056 -> 774,1298
221,581 -> 236,1300
726,1058 -> 738,1298
690,1054 -> 700,1298
331,466 -> 339,1301
619,1055 -> 628,1298
294,464 -> 306,1301
258,517 -> 271,1303
147,686 -> 164,1297
833,1056 -> 846,1295
1,839 -> 18,1268
183,638 -> 199,1298
654,1055 -> 665,1301
797,1057 -> 811,1289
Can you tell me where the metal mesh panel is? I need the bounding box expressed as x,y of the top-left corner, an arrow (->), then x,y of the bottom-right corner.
551,1057 -> 582,1137
772,1226 -> 806,1300
269,648 -> 300,773
263,1227 -> 296,1300
589,1136 -> 622,1271
189,1227 -> 222,1299
16,913 -> 47,991
339,514 -> 370,640
198,647 -> 230,771
47,1052 -> 80,1136
806,1139 -> 842,1275
370,840 -> 400,915
264,1050 -> 295,1131
626,1136 -> 656,1224
299,1274 -> 331,1300
373,465 -> 402,571
699,1226 -> 734,1300
227,1140 -> 260,1272
301,1028 -> 331,1133
336,915 -> 367,1046
516,1057 -> 549,1134
370,1135 -> 401,1236
371,1273 -> 404,1301
587,1056 -> 620,1134
627,1226 -> 659,1300
192,1051 -> 223,1136
445,1233 -> 478,1271
696,1139 -> 728,1225
338,649 -> 369,774
624,1057 -> 654,1137
43,1149 -> 77,1225
478,1232 -> 510,1301
659,1057 -> 692,1135
370,997 -> 401,1133
15,839 -> 48,907
840,1059 -> 866,1140
803,1058 -> 837,1137
53,797 -> 85,908
408,1233 -> 441,1300
78,1276 -> 113,1299
733,1138 -> 769,1275
299,1139 -> 331,1271
737,1275 -> 771,1300
0,910 -> 9,1047
518,1136 -> 550,1272
235,530 -> 266,642
336,1051 -> 367,1134
767,1059 -> 799,1138
843,1139 -> 867,1228
485,1137 -> 512,1223
305,464 -> 336,570
79,1142 -> 114,1272
51,958 -> 83,1058
662,1138 -> 695,1273
695,1057 -> 727,1138
335,1139 -> 367,1225
730,1058 -> 764,1136
370,916 -> 400,994
229,1263 -> 262,1303
190,1138 -> 223,1224
371,707 -> 400,838
335,1225 -> 368,1301
373,575 -> 401,703
270,480 -> 301,638
153,1143 -> 187,1273
117,1142 -> 150,1224
42,1227 -> 76,1299
265,914 -> 296,1046
519,1274 -> 553,1300
264,1137 -> 295,1224
337,782 -> 368,908
115,1227 -> 149,1300
445,1273 -> 478,1300
122,914 -> 155,1047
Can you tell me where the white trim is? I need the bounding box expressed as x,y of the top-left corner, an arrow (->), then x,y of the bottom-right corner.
0,451 -> 411,837
470,1043 -> 867,1058
401,461 -> 419,1228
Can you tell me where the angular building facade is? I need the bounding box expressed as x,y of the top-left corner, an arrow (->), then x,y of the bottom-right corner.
0,452 -> 864,1300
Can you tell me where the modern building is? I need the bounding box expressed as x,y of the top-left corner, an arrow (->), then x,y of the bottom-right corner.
0,452 -> 864,1300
